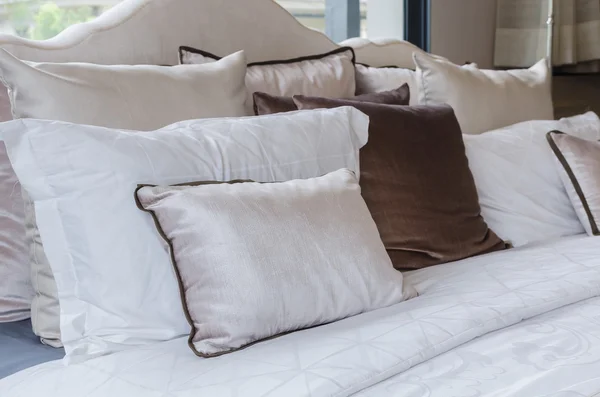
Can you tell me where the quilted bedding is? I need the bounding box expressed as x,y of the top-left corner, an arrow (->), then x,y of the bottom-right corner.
1,235 -> 600,397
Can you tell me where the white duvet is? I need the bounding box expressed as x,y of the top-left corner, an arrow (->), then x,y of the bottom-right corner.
2,235 -> 600,397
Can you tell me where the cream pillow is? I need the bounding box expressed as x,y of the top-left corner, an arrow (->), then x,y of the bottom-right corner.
414,53 -> 553,134
355,64 -> 418,105
547,131 -> 600,236
179,46 -> 357,115
136,168 -> 416,358
0,49 -> 248,347
0,49 -> 248,129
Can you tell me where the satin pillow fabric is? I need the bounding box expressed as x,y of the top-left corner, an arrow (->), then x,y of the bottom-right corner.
354,64 -> 418,105
179,46 -> 357,115
547,132 -> 600,236
414,53 -> 553,134
136,169 -> 415,358
3,107 -> 369,363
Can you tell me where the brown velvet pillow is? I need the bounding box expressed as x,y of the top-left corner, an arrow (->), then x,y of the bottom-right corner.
253,83 -> 410,115
293,96 -> 507,270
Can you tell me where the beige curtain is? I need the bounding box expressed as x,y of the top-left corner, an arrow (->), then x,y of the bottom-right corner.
495,0 -> 600,71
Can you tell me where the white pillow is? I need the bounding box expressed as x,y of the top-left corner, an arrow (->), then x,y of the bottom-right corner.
463,112 -> 600,247
354,64 -> 418,105
3,107 -> 369,363
0,49 -> 248,346
414,53 -> 554,134
136,168 -> 415,357
179,46 -> 357,115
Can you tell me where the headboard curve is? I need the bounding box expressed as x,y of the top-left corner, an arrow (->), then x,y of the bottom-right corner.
0,0 -> 428,69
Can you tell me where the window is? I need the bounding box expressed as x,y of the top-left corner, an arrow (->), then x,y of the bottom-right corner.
1,0 -> 116,40
1,0 -> 372,41
276,0 -> 368,38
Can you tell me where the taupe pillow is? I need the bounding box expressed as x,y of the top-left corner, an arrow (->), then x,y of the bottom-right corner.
135,169 -> 416,358
547,131 -> 600,236
180,46 -> 357,115
293,97 -> 508,270
253,83 -> 411,115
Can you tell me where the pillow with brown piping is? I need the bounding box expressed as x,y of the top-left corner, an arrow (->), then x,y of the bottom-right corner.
135,169 -> 416,358
253,83 -> 410,115
547,131 -> 600,236
293,96 -> 508,270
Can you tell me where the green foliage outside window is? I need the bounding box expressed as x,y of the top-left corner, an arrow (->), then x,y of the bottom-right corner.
4,1 -> 101,40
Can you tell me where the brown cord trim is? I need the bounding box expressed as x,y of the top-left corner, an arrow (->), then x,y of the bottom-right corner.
134,180 -> 336,358
546,131 -> 600,235
179,45 -> 356,67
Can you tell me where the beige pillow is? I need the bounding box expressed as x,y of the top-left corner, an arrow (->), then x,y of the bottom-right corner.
0,49 -> 248,347
179,46 -> 357,115
547,131 -> 600,236
355,64 -> 418,105
135,168 -> 416,357
0,49 -> 247,129
414,53 -> 553,134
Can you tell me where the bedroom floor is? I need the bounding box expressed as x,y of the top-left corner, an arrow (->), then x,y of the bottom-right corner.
553,74 -> 600,119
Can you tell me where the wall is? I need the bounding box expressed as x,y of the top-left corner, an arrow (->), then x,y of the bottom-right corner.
430,0 -> 497,68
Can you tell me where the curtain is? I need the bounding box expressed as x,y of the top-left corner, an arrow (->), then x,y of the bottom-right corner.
495,0 -> 600,71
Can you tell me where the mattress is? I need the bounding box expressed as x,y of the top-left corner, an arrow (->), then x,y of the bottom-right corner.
0,319 -> 64,380
1,234 -> 600,397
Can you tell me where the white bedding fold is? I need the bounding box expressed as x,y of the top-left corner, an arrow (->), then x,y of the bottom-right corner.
1,235 -> 599,397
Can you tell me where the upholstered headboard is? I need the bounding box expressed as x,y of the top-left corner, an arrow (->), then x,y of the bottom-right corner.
0,0 -> 430,121
0,0 -> 426,67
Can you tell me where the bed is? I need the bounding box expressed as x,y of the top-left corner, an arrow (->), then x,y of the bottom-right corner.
0,0 -> 599,396
1,235 -> 600,396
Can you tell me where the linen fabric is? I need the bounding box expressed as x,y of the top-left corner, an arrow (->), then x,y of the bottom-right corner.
0,143 -> 31,323
547,131 -> 600,236
0,49 -> 248,345
136,168 -> 415,358
293,97 -> 506,270
2,107 -> 369,363
414,53 -> 553,134
253,83 -> 410,115
179,46 -> 357,115
463,112 -> 600,247
355,64 -> 418,105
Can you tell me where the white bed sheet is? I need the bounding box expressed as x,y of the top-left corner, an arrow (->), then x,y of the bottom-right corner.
1,235 -> 600,397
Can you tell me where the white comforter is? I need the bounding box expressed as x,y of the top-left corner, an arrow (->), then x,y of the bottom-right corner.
2,235 -> 600,397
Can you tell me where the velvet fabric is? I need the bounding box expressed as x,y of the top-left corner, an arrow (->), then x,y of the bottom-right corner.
293,97 -> 508,270
253,83 -> 410,115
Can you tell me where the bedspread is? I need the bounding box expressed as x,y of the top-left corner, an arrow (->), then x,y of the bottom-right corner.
1,235 -> 600,397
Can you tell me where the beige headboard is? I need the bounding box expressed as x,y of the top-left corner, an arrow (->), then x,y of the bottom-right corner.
0,0 -> 430,121
0,0 -> 426,67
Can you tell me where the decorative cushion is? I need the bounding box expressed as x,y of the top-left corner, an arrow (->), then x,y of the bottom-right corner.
253,83 -> 410,115
0,49 -> 248,346
136,168 -> 416,358
547,131 -> 600,236
179,46 -> 357,115
414,53 -> 553,134
3,106 -> 369,363
463,112 -> 600,246
293,96 -> 507,270
355,64 -> 418,105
